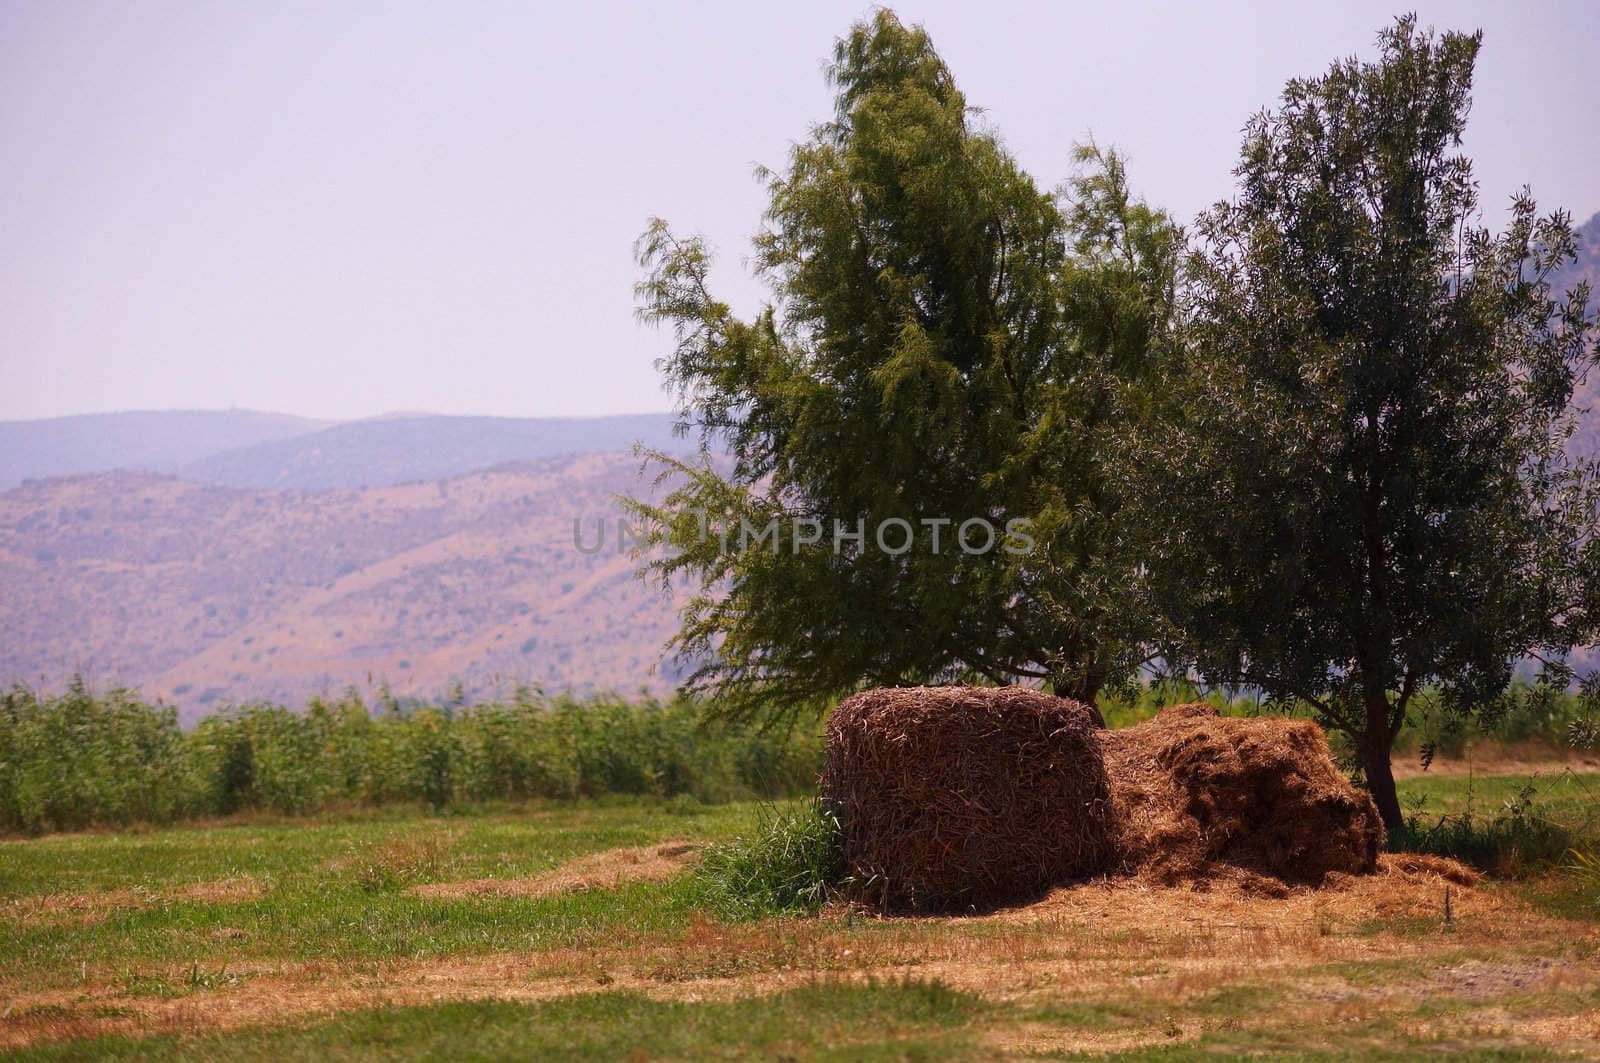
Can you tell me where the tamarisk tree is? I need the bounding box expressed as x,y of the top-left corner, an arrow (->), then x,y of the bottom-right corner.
1149,17 -> 1600,827
626,11 -> 1179,725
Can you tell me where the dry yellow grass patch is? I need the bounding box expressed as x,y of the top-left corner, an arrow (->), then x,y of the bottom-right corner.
1391,750 -> 1600,779
982,1020 -> 1202,1056
409,841 -> 700,900
3,856 -> 1596,1054
2,875 -> 268,928
170,876 -> 268,905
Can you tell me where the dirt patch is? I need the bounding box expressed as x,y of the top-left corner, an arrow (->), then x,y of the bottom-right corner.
1424,957 -> 1579,1001
410,842 -> 701,900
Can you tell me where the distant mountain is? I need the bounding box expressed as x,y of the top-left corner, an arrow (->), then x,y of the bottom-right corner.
1553,211 -> 1600,462
181,414 -> 685,491
0,409 -> 690,494
0,409 -> 332,490
1557,211 -> 1600,673
1552,210 -> 1600,296
0,457 -> 689,722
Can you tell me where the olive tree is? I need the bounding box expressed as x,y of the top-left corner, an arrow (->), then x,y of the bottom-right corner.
1148,17 -> 1599,827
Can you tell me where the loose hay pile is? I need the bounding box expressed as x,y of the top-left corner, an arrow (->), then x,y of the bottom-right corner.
1101,703 -> 1383,886
822,686 -> 1114,911
824,688 -> 1385,911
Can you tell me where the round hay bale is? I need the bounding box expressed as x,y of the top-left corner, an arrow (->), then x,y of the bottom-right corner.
1101,703 -> 1383,885
822,685 -> 1114,911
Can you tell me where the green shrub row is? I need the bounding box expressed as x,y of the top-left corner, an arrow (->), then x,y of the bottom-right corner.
1098,676 -> 1595,757
0,679 -> 824,834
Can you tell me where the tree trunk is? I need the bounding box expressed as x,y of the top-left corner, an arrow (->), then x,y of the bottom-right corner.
1359,725 -> 1404,832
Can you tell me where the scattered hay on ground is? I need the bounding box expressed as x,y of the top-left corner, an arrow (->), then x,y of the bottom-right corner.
1101,702 -> 1384,887
410,843 -> 701,900
822,689 -> 1387,909
1379,852 -> 1481,887
170,875 -> 268,905
2,888 -> 144,927
822,686 -> 1114,911
2,859 -> 1586,1055
2,876 -> 268,928
1000,851 -> 1494,926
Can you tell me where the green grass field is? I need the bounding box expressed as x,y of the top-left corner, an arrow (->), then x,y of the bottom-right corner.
1398,766 -> 1600,820
3,772 -> 1598,1060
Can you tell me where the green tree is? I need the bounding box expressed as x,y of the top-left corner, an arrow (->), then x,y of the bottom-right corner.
1147,17 -> 1599,828
627,11 -> 1179,726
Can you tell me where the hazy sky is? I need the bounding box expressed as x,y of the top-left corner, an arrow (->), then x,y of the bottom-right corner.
3,1 -> 1596,423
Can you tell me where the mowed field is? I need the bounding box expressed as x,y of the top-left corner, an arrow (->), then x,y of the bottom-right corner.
2,770 -> 1599,1061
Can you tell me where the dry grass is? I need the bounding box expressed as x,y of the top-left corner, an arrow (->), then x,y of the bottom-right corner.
2,875 -> 268,928
409,842 -> 700,900
1391,745 -> 1600,779
823,691 -> 1385,910
4,853 -> 1595,1055
823,686 -> 1113,911
1380,852 -> 1483,886
1103,702 -> 1383,886
988,853 -> 1489,928
337,830 -> 458,891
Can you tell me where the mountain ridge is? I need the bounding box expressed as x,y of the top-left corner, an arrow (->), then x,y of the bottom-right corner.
180,412 -> 683,491
0,409 -> 333,490
2,410 -> 685,493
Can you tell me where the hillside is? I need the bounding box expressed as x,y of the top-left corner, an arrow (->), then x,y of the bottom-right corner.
181,413 -> 682,491
0,409 -> 332,490
0,456 -> 689,722
1552,210 -> 1600,297
1555,211 -> 1600,460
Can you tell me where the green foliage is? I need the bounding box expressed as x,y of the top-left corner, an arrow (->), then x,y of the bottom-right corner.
0,682 -> 823,834
0,802 -> 768,989
1146,16 -> 1600,827
629,11 -> 1179,725
697,798 -> 846,917
1393,677 -> 1600,761
1389,807 -> 1576,876
1565,847 -> 1600,912
1391,773 -> 1597,874
1094,675 -> 1272,728
0,679 -> 214,830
